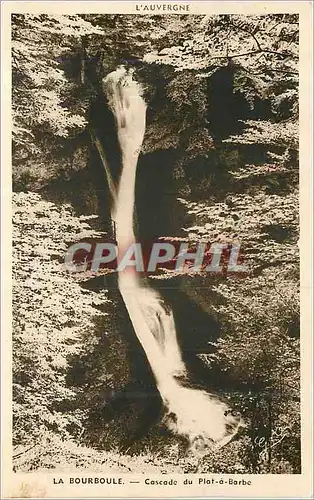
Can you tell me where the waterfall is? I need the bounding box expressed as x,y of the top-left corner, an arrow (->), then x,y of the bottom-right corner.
103,66 -> 242,451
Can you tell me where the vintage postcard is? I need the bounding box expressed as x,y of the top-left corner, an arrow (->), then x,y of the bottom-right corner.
1,1 -> 313,498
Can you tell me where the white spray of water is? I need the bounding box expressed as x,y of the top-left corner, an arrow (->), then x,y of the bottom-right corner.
103,66 -> 242,450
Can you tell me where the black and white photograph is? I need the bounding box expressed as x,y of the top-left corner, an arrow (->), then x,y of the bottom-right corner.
1,2 -> 313,498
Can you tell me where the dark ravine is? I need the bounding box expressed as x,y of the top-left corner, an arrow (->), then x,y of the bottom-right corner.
97,65 -> 243,452
41,59 -> 297,453
62,64 -> 270,449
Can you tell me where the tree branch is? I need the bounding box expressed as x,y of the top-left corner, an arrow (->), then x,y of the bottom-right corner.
212,49 -> 299,70
223,21 -> 298,61
13,443 -> 37,459
211,48 -> 297,65
229,20 -> 263,51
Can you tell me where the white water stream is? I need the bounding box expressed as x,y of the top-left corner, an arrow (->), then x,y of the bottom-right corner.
103,66 -> 241,450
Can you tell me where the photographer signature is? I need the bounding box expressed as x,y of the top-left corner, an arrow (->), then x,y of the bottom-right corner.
254,426 -> 291,460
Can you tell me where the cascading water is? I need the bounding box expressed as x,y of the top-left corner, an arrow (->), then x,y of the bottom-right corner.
103,66 -> 242,451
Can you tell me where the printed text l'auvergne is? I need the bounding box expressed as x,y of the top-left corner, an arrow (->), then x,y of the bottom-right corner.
135,4 -> 190,12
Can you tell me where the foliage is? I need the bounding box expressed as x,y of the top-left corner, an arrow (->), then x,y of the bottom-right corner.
224,120 -> 298,148
144,14 -> 298,148
12,14 -> 102,142
145,14 -> 298,87
179,189 -> 298,270
13,192 -> 108,447
208,265 -> 300,473
12,14 -> 103,188
175,187 -> 299,472
148,14 -> 300,473
13,433 -> 181,473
